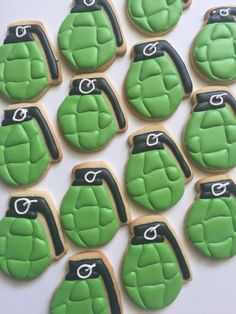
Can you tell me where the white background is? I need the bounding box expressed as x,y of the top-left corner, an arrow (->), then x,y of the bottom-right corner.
0,0 -> 236,313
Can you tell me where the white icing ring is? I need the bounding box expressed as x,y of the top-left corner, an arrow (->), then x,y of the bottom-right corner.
12,108 -> 28,122
14,198 -> 38,215
146,133 -> 163,147
15,25 -> 31,38
219,8 -> 230,17
144,224 -> 160,241
209,93 -> 227,106
83,0 -> 95,7
143,42 -> 159,57
77,263 -> 96,279
84,170 -> 102,183
79,78 -> 97,95
211,182 -> 230,197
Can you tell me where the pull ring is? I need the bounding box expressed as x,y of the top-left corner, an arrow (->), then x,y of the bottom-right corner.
12,108 -> 28,122
14,198 -> 38,215
84,170 -> 102,183
79,78 -> 97,94
77,263 -> 96,279
144,224 -> 160,241
209,93 -> 227,106
143,42 -> 159,57
83,0 -> 95,7
211,182 -> 230,196
15,25 -> 31,38
146,133 -> 163,147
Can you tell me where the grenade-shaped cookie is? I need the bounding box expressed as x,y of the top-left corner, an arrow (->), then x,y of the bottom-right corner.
0,21 -> 61,103
192,7 -> 236,82
58,0 -> 126,72
57,75 -> 127,151
186,176 -> 236,259
60,162 -> 130,247
50,252 -> 122,314
0,192 -> 66,280
126,0 -> 191,35
184,88 -> 236,171
0,104 -> 62,186
122,216 -> 191,310
125,40 -> 192,120
125,126 -> 192,211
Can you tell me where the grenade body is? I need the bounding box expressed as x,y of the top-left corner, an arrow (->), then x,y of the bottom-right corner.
126,149 -> 185,211
126,0 -> 186,35
192,8 -> 236,82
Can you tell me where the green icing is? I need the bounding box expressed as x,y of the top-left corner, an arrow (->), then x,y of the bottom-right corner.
125,55 -> 184,119
60,185 -> 120,247
0,41 -> 48,103
193,22 -> 236,82
0,217 -> 51,280
127,0 -> 183,34
58,11 -> 116,71
57,94 -> 116,151
186,196 -> 236,259
50,277 -> 110,314
184,107 -> 236,170
125,150 -> 185,211
122,242 -> 182,309
0,119 -> 50,186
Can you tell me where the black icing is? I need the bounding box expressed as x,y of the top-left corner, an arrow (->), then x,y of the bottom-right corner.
200,179 -> 236,198
6,196 -> 65,256
71,0 -> 123,47
133,40 -> 192,94
1,106 -> 60,160
194,90 -> 236,114
132,131 -> 192,179
66,257 -> 121,314
207,7 -> 236,24
4,24 -> 59,80
132,221 -> 191,280
73,167 -> 128,223
70,77 -> 126,129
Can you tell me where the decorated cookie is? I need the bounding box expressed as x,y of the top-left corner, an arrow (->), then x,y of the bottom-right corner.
126,0 -> 191,36
60,162 -> 130,247
0,103 -> 62,186
58,0 -> 126,72
122,215 -> 191,310
125,40 -> 192,120
0,21 -> 61,103
50,251 -> 122,314
125,126 -> 192,211
186,176 -> 236,259
184,87 -> 236,171
0,191 -> 67,280
192,7 -> 236,83
57,75 -> 127,151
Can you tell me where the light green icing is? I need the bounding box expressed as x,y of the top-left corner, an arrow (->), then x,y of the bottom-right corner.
58,11 -> 116,71
50,277 -> 110,314
127,0 -> 183,34
60,185 -> 120,247
184,107 -> 236,170
186,196 -> 236,259
125,150 -> 185,211
57,94 -> 116,151
122,242 -> 182,310
0,119 -> 50,186
193,22 -> 236,82
0,217 -> 51,280
0,41 -> 48,103
125,55 -> 184,119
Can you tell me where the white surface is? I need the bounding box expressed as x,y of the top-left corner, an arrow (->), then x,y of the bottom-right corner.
0,1 -> 236,313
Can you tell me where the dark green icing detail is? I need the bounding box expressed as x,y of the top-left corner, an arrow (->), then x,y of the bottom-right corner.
58,10 -> 116,71
0,41 -> 48,102
127,0 -> 183,34
57,94 -> 116,151
193,22 -> 236,82
186,196 -> 236,259
50,277 -> 110,314
0,119 -> 50,186
184,107 -> 236,170
122,242 -> 182,309
0,217 -> 51,280
60,185 -> 120,247
125,150 -> 185,211
125,54 -> 185,119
